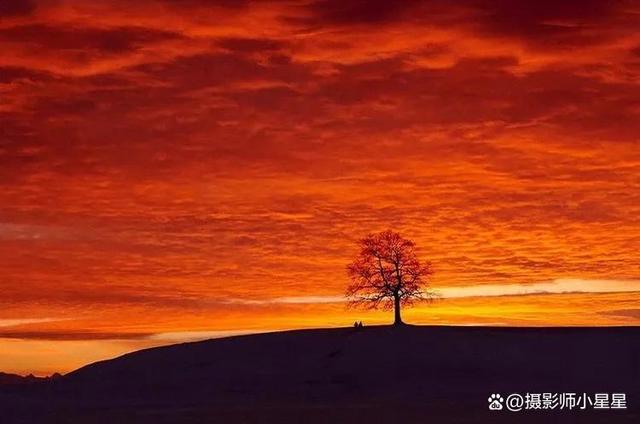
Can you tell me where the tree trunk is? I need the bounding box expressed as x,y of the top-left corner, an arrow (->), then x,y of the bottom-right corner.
393,294 -> 403,325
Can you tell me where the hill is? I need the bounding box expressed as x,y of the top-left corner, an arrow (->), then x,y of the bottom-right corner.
0,373 -> 50,385
1,325 -> 638,423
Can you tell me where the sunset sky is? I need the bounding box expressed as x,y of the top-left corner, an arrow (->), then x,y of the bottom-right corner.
1,0 -> 640,375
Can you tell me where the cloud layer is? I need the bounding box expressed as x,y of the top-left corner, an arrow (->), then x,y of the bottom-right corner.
1,0 -> 639,373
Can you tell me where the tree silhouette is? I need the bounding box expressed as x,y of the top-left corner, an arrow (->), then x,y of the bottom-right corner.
346,230 -> 434,325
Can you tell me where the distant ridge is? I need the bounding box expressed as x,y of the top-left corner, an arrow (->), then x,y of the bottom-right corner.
0,372 -> 61,385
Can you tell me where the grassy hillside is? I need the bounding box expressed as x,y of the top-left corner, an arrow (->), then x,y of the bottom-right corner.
2,325 -> 639,423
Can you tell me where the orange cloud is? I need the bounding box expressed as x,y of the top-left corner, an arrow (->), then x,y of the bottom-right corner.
1,0 -> 639,374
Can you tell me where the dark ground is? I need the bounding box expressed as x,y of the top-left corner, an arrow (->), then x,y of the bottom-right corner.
1,325 -> 638,423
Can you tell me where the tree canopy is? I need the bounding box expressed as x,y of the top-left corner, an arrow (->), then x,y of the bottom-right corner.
346,230 -> 435,325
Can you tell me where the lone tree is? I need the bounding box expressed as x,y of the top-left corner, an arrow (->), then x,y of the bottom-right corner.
346,230 -> 434,326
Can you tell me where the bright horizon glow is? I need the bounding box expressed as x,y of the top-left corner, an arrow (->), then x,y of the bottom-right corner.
222,279 -> 640,304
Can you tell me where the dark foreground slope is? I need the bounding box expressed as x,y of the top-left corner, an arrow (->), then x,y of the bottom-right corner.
1,326 -> 639,423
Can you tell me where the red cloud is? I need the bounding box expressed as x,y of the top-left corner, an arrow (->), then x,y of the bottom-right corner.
0,1 -> 639,362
